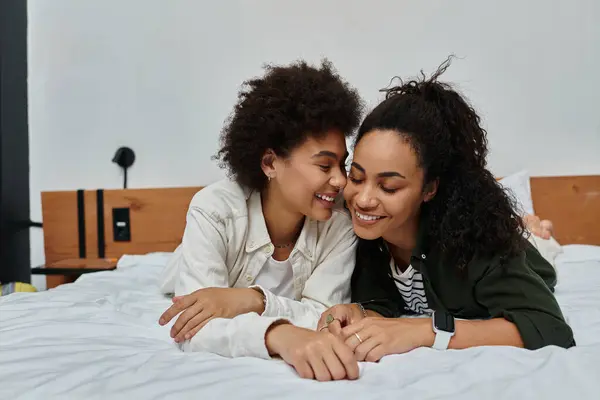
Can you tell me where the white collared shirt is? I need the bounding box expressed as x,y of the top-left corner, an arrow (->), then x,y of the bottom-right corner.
159,179 -> 357,359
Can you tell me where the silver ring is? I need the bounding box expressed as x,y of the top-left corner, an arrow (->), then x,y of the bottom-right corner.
354,332 -> 363,343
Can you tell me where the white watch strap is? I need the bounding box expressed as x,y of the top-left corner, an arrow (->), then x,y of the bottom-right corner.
432,329 -> 452,350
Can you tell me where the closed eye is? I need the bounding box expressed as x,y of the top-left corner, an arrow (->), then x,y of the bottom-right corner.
380,185 -> 397,194
349,175 -> 363,184
318,165 -> 331,172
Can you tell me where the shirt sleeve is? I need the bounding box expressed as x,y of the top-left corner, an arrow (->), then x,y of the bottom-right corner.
157,205 -> 231,296
181,312 -> 288,359
172,209 -> 357,358
174,206 -> 231,294
164,207 -> 285,359
251,213 -> 357,330
473,244 -> 575,350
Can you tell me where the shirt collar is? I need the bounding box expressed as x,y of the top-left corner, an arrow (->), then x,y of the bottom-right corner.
244,190 -> 316,261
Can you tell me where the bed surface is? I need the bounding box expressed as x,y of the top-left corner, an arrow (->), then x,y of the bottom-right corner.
1,247 -> 600,399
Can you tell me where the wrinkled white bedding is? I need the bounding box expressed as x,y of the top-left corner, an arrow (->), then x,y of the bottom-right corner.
1,246 -> 599,400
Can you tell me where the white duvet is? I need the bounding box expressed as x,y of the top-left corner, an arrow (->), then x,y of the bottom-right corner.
1,246 -> 600,400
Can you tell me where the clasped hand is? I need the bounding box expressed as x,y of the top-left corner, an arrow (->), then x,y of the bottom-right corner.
158,295 -> 430,382
317,304 -> 431,362
271,304 -> 431,382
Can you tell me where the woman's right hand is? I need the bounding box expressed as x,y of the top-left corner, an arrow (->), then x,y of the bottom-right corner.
265,323 -> 359,382
317,304 -> 366,337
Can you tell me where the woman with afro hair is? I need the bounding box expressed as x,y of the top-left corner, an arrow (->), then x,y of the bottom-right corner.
158,59 -> 364,377
315,58 -> 574,376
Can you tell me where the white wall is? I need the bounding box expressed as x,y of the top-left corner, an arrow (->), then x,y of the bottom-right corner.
28,0 -> 600,290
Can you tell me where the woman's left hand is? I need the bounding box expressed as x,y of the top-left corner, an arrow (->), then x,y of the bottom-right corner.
341,317 -> 432,362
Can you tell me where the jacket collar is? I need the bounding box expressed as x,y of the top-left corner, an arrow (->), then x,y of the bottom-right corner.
376,209 -> 432,266
410,208 -> 432,263
244,190 -> 316,261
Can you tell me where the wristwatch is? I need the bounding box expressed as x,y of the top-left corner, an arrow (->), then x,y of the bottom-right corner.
432,311 -> 455,350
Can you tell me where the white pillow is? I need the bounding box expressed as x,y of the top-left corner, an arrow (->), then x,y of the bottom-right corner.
498,170 -> 534,216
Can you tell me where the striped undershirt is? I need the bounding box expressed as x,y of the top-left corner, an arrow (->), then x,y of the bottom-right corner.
389,257 -> 433,315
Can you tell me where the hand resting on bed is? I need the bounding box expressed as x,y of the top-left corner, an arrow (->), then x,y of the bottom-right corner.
159,287 -> 265,343
265,322 -> 360,381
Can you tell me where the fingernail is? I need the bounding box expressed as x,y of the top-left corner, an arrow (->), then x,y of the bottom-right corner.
159,318 -> 165,325
185,334 -> 190,340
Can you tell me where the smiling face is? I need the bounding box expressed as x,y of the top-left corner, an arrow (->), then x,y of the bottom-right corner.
344,129 -> 437,240
264,129 -> 349,221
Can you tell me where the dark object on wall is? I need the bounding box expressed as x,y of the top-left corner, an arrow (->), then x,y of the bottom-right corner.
0,0 -> 30,283
112,147 -> 135,189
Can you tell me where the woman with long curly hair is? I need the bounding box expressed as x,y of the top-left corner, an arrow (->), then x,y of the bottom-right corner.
317,58 -> 574,365
157,59 -> 363,377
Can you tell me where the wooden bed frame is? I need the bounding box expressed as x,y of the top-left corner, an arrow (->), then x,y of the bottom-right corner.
39,175 -> 600,288
40,186 -> 202,288
529,176 -> 599,245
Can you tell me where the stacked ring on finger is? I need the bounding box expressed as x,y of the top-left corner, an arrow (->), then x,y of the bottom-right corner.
318,314 -> 337,331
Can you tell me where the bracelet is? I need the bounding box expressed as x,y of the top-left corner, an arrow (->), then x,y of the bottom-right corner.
355,302 -> 368,318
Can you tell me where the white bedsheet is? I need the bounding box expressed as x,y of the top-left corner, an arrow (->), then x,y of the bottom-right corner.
1,247 -> 600,400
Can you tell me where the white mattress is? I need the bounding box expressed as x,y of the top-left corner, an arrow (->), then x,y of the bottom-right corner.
1,246 -> 600,400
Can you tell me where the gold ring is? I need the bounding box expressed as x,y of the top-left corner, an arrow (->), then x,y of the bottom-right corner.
354,332 -> 363,344
319,325 -> 328,331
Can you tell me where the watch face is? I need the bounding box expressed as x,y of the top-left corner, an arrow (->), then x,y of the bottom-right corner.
435,312 -> 455,333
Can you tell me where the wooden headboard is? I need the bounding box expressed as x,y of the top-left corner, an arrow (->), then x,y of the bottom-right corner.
40,175 -> 600,266
530,175 -> 600,245
41,186 -> 202,264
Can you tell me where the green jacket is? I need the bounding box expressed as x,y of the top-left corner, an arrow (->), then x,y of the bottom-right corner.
351,215 -> 575,350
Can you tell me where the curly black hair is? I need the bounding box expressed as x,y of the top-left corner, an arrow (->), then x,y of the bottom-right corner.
356,56 -> 526,268
214,59 -> 363,190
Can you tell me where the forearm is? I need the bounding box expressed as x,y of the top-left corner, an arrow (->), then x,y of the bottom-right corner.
182,313 -> 286,359
366,310 -> 383,318
251,285 -> 330,329
265,321 -> 294,356
421,317 -> 524,349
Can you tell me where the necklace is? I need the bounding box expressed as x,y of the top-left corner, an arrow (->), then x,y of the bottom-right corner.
272,228 -> 302,249
273,242 -> 294,249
